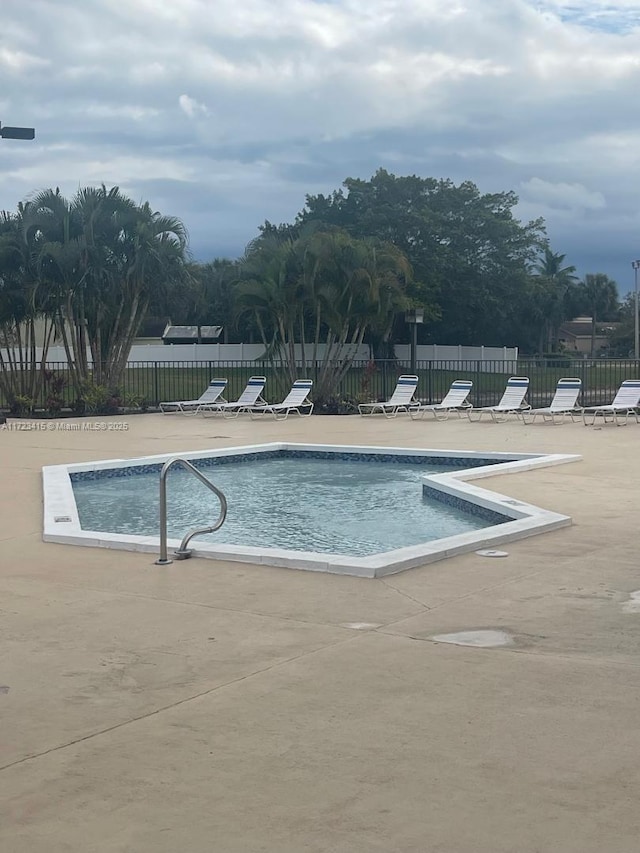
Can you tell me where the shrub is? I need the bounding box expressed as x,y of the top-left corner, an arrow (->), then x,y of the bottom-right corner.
78,381 -> 122,414
314,395 -> 358,415
10,395 -> 34,416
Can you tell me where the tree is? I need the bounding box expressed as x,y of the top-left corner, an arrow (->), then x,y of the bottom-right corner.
301,229 -> 412,399
531,248 -> 579,352
195,259 -> 243,343
575,273 -> 619,356
297,169 -> 546,347
606,294 -> 634,356
235,226 -> 412,401
146,261 -> 206,330
103,199 -> 188,388
22,186 -> 189,394
0,204 -> 60,410
235,232 -> 302,387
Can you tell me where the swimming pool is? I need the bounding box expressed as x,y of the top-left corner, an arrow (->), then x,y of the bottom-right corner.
71,452 -> 510,557
42,443 -> 580,577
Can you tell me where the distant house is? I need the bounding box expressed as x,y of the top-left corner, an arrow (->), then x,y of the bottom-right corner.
557,316 -> 618,355
161,324 -> 223,345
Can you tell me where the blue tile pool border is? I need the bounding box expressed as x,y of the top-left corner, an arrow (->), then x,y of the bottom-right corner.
69,448 -> 507,482
421,485 -> 511,526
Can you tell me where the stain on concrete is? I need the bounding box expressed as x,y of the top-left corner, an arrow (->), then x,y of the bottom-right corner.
431,630 -> 514,648
622,590 -> 640,613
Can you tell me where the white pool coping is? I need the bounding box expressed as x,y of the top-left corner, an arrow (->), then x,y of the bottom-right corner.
42,442 -> 581,578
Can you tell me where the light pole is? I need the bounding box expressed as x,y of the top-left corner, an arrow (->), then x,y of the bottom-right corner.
405,307 -> 424,374
0,121 -> 35,140
633,260 -> 640,360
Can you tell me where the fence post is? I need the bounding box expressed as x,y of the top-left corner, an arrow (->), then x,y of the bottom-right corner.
153,362 -> 160,406
476,360 -> 482,406
581,358 -> 588,406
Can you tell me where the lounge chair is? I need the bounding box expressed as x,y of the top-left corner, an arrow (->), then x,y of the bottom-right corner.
358,375 -> 419,417
522,378 -> 582,424
582,379 -> 640,426
409,379 -> 473,421
198,376 -> 267,418
469,376 -> 530,422
159,378 -> 227,414
248,379 -> 314,420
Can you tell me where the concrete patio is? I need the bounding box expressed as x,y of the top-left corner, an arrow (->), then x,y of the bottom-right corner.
1,412 -> 639,852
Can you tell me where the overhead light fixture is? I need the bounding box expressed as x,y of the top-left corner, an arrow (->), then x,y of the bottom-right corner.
0,122 -> 36,140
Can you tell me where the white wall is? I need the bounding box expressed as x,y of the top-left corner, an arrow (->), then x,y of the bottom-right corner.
10,342 -> 517,368
394,344 -> 519,373
35,342 -> 372,364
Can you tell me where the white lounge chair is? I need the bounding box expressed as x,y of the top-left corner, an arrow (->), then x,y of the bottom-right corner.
522,378 -> 582,424
469,376 -> 530,422
159,378 -> 227,414
358,375 -> 419,417
582,379 -> 640,426
409,380 -> 473,421
198,376 -> 267,418
248,379 -> 314,420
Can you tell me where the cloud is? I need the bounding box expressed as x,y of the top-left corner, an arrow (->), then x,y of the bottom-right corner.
178,94 -> 209,119
532,0 -> 640,32
520,178 -> 606,212
0,0 -> 638,288
0,46 -> 50,72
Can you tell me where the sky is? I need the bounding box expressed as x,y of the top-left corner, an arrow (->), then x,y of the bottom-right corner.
1,0 -> 640,292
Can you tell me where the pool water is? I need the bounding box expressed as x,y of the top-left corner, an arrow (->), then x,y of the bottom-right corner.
72,455 -> 502,557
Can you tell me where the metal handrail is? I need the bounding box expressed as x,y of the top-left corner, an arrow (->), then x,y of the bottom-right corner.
155,457 -> 227,565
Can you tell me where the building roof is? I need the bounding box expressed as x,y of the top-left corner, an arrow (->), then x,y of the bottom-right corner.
558,320 -> 618,340
162,324 -> 223,342
558,321 -> 593,339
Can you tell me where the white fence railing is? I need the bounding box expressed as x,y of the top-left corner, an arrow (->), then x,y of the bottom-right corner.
394,344 -> 518,373
10,342 -> 517,371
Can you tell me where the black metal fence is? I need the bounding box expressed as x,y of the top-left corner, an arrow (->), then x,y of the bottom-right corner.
1,358 -> 639,412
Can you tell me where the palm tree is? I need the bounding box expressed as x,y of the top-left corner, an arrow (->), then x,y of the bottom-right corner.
22,186 -> 189,394
235,233 -> 305,387
0,204 -> 60,409
186,259 -> 241,343
235,227 -> 411,401
21,188 -> 87,390
580,273 -> 619,356
308,233 -> 411,401
532,248 -> 578,352
101,200 -> 188,389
